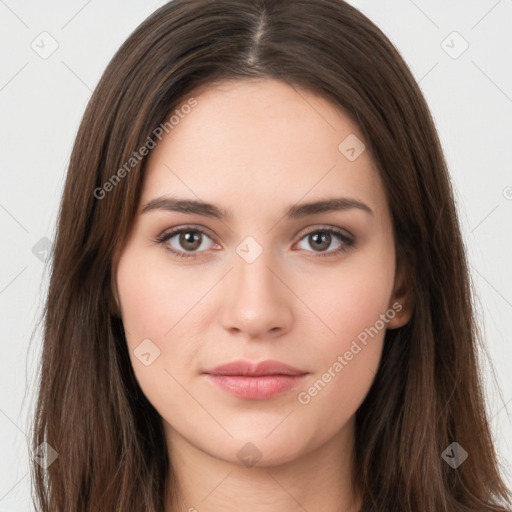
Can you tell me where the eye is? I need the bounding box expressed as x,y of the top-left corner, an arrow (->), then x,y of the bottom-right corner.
295,227 -> 355,258
155,225 -> 355,260
155,226 -> 219,259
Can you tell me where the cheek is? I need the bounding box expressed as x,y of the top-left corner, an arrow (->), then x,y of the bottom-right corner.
302,246 -> 395,352
116,244 -> 202,342
115,246 -> 203,412
115,245 -> 187,374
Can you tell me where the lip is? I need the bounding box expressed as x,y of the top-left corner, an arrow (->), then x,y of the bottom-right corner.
203,360 -> 308,400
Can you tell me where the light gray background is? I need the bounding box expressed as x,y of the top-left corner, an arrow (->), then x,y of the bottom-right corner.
1,0 -> 511,509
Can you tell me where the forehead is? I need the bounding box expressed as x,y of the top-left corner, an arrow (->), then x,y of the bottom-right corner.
141,78 -> 386,219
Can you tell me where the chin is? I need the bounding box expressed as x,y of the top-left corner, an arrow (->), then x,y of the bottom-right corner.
205,429 -> 316,468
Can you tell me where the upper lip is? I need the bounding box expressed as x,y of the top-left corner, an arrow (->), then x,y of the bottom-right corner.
203,360 -> 308,377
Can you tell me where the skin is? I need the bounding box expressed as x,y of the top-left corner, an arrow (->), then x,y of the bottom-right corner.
114,78 -> 413,512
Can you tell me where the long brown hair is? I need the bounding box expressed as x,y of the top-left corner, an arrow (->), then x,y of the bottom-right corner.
30,0 -> 512,510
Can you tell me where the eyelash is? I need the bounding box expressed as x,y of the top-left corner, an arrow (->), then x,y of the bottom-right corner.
154,225 -> 355,260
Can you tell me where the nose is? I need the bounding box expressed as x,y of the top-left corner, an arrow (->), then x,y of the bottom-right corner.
220,248 -> 293,340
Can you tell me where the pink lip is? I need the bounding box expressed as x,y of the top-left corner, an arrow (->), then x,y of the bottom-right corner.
203,360 -> 308,400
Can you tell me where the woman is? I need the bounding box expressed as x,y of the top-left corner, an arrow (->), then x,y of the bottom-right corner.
31,0 -> 512,510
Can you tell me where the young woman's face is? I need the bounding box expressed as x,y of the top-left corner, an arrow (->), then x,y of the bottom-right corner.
115,78 -> 410,467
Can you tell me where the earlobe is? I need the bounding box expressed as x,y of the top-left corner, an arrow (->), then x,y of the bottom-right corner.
387,260 -> 415,329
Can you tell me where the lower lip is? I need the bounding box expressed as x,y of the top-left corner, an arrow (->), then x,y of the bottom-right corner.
204,374 -> 307,400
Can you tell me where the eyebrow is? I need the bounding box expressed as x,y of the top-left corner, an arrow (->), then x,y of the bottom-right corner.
141,196 -> 373,219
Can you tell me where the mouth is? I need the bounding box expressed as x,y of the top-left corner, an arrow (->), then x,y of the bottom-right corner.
202,360 -> 309,400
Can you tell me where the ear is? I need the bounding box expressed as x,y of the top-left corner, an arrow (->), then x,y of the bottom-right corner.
386,254 -> 415,329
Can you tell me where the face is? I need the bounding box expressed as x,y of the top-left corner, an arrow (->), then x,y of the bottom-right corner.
115,78 -> 411,468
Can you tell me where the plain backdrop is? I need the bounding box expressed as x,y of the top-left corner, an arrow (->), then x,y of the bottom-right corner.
0,0 -> 511,509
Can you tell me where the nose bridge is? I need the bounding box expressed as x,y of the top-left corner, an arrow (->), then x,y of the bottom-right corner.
233,244 -> 275,299
220,239 -> 293,337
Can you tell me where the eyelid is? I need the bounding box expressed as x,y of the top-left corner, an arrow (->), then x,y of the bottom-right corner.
294,223 -> 354,242
156,224 -> 217,242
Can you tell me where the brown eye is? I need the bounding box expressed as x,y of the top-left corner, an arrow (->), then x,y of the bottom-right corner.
296,227 -> 354,258
156,226 -> 218,259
